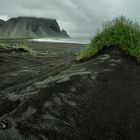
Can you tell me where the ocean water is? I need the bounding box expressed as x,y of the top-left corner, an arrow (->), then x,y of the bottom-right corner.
31,38 -> 91,44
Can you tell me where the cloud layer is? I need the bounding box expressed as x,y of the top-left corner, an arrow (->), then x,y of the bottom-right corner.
0,0 -> 140,38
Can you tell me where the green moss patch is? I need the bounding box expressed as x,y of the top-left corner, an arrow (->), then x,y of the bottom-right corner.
78,16 -> 140,61
0,44 -> 36,54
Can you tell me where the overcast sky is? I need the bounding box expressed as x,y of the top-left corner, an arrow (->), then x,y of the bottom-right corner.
0,0 -> 140,38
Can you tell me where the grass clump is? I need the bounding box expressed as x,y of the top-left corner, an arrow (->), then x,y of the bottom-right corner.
77,16 -> 140,61
0,43 -> 36,54
0,44 -> 11,49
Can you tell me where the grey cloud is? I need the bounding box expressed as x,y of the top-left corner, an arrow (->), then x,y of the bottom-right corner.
0,0 -> 140,38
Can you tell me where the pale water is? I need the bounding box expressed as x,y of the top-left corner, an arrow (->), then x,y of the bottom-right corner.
31,38 -> 91,44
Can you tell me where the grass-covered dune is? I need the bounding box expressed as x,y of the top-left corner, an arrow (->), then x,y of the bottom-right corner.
78,16 -> 140,61
0,43 -> 35,54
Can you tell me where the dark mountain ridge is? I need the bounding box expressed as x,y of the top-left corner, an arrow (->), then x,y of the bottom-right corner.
0,17 -> 69,39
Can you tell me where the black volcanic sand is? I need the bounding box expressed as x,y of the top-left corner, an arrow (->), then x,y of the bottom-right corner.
0,41 -> 140,140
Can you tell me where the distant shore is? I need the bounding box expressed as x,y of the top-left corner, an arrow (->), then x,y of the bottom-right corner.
0,39 -> 86,57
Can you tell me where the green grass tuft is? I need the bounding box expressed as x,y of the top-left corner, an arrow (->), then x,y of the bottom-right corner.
77,16 -> 140,61
0,43 -> 36,54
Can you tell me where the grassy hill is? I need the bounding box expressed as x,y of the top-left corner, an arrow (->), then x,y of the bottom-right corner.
78,16 -> 140,61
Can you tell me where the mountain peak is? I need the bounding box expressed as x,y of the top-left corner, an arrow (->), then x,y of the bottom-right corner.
0,17 -> 69,39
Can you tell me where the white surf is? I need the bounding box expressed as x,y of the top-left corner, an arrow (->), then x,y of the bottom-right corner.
30,38 -> 90,44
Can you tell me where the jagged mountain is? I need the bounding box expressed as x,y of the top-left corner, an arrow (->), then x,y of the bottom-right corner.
0,19 -> 5,36
0,17 -> 69,38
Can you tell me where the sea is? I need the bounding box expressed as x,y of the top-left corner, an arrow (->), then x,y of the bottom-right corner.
31,38 -> 91,45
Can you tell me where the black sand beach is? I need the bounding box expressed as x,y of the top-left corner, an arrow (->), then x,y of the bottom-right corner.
0,40 -> 140,140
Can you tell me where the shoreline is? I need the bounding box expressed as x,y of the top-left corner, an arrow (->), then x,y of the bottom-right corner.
0,39 -> 86,56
